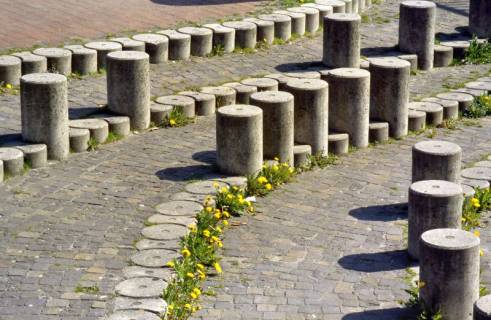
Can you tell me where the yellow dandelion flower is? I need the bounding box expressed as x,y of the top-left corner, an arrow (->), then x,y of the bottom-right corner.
181,248 -> 191,258
206,206 -> 213,213
214,212 -> 221,219
186,272 -> 195,278
216,226 -> 222,233
222,211 -> 230,218
249,206 -> 255,212
223,220 -> 229,226
184,303 -> 192,310
211,236 -> 219,243
196,263 -> 205,271
265,183 -> 272,190
480,249 -> 484,256
226,194 -> 233,200
220,186 -> 229,193
288,167 -> 295,174
257,176 -> 268,184
203,229 -> 210,237
272,165 -> 279,172
214,262 -> 223,274
274,157 -> 279,161
166,261 -> 175,268
418,281 -> 425,288
169,119 -> 177,126
213,182 -> 220,188
193,287 -> 201,296
190,292 -> 198,299
168,304 -> 174,311
5,83 -> 12,89
217,240 -> 223,248
474,230 -> 481,237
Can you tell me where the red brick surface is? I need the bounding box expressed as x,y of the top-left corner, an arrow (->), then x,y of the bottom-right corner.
0,0 -> 264,50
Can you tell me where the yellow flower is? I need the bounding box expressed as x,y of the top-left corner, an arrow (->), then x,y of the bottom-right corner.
474,230 -> 481,237
5,83 -> 12,89
214,211 -> 222,219
480,249 -> 484,257
211,236 -> 219,243
169,119 -> 177,126
206,207 -> 213,213
222,211 -> 230,218
217,240 -> 223,248
203,230 -> 210,237
188,224 -> 197,232
184,303 -> 192,310
181,248 -> 191,258
226,194 -> 233,200
288,167 -> 295,174
168,304 -> 174,311
257,176 -> 268,184
472,197 -> 480,208
213,182 -> 220,188
193,287 -> 201,296
417,281 -> 425,288
220,186 -> 229,193
166,261 -> 175,268
249,206 -> 255,212
216,226 -> 222,233
196,263 -> 205,271
198,271 -> 206,280
214,262 -> 223,274
265,183 -> 272,190
223,220 -> 229,226
245,200 -> 251,207
462,217 -> 466,222
186,272 -> 195,278
190,292 -> 198,299
232,186 -> 239,191
274,157 -> 279,161
272,165 -> 279,172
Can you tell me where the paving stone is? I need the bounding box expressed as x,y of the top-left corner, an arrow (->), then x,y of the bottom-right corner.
461,167 -> 491,182
135,239 -> 181,251
108,310 -> 161,320
141,224 -> 187,241
113,297 -> 167,313
155,200 -> 203,216
146,214 -> 196,226
122,266 -> 173,280
184,180 -> 228,195
115,277 -> 167,298
130,249 -> 177,268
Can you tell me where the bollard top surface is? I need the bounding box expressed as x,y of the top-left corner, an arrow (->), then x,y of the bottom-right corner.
401,0 -> 436,9
302,3 -> 334,11
223,82 -> 258,93
0,55 -> 21,66
243,17 -> 275,27
132,33 -> 169,44
422,97 -> 458,108
409,101 -> 443,113
452,88 -> 487,97
285,78 -> 328,91
250,90 -> 294,103
440,40 -> 470,49
326,13 -> 361,21
436,91 -> 474,102
218,104 -> 262,118
0,147 -> 23,161
222,21 -> 257,30
461,177 -> 490,190
461,167 -> 491,182
408,109 -> 426,118
316,0 -> 345,7
328,68 -> 370,79
177,27 -> 213,36
368,57 -> 411,69
69,127 -> 90,137
477,77 -> 491,83
241,77 -> 278,87
274,10 -> 305,19
155,95 -> 195,106
33,47 -> 72,57
412,140 -> 461,156
293,144 -> 312,153
410,180 -> 463,197
69,118 -> 108,130
475,295 -> 491,316
178,91 -> 215,101
284,71 -> 321,79
265,73 -> 296,84
107,50 -> 149,61
201,86 -> 236,96
434,44 -> 453,52
12,51 -> 46,62
85,41 -> 122,51
150,103 -> 173,112
466,81 -> 491,92
156,29 -> 190,40
258,13 -> 292,22
288,6 -> 319,14
462,184 -> 475,198
328,132 -> 349,140
421,228 -> 479,251
21,72 -> 67,84
369,121 -> 389,129
65,46 -> 97,55
203,23 -> 235,33
110,37 -> 145,47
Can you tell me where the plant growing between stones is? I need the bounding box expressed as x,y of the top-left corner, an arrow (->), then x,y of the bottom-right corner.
462,187 -> 491,231
246,159 -> 296,197
304,152 -> 338,170
74,284 -> 99,294
87,137 -> 99,151
463,94 -> 491,118
105,132 -> 123,144
209,44 -> 225,57
162,106 -> 195,128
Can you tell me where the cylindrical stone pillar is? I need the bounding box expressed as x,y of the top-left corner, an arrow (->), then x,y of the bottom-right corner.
409,101 -> 443,126
327,68 -> 369,148
222,21 -> 257,50
156,30 -> 191,60
223,82 -> 257,104
316,0 -> 346,13
178,91 -> 216,116
33,48 -> 72,76
0,55 -> 21,86
20,73 -> 69,160
132,34 -> 169,63
177,27 -> 213,57
422,97 -> 459,120
398,1 -> 436,70
302,3 -> 334,25
110,37 -> 146,51
475,295 -> 491,320
285,78 -> 329,155
84,41 -> 122,70
440,40 -> 469,60
216,105 -> 263,175
293,145 -> 312,167
274,10 -> 306,36
241,78 -> 278,91
369,58 -> 410,139
107,51 -> 150,130
469,0 -> 491,39
288,7 -> 320,33
243,18 -> 275,45
420,228 -> 480,320
434,45 -> 453,67
437,92 -> 474,112
203,24 -> 235,53
408,110 -> 426,131
155,95 -> 195,118
412,140 -> 462,183
258,14 -> 292,41
250,91 -> 294,165
342,0 -> 353,12
323,13 -> 361,68
201,86 -> 236,108
408,180 -> 463,259
12,52 -> 47,75
64,45 -> 98,75
265,74 -> 296,91
328,133 -> 349,154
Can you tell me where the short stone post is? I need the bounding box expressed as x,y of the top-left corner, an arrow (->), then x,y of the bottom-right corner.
110,37 -> 146,51
64,45 -> 98,75
302,3 -> 334,25
408,180 -> 463,259
222,21 -> 257,49
316,0 -> 346,13
288,7 -> 320,33
107,51 -> 150,130
274,10 -> 306,36
33,48 -> 72,76
323,13 -> 361,68
398,1 -> 436,70
469,0 -> 491,38
223,82 -> 257,104
434,45 -> 453,67
258,14 -> 292,41
420,228 -> 480,320
177,27 -> 213,57
243,18 -> 275,44
20,73 -> 69,160
412,140 -> 462,183
285,78 -> 329,155
216,105 -> 263,175
475,295 -> 491,320
84,41 -> 122,70
0,55 -> 21,85
156,30 -> 191,61
250,91 -> 294,165
327,68 -> 370,148
203,24 -> 235,53
369,58 -> 410,139
132,34 -> 169,63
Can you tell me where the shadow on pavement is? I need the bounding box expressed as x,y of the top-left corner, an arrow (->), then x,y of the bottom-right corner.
156,164 -> 216,181
150,0 -> 262,5
349,203 -> 408,222
338,249 -> 414,272
342,306 -> 417,319
192,150 -> 217,164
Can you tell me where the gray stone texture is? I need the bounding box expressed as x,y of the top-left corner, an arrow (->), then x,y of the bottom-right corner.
409,101 -> 443,126
203,23 -> 235,53
258,14 -> 292,41
222,82 -> 257,104
323,13 -> 361,68
302,3 -> 334,25
84,41 -> 123,70
64,46 -> 98,75
178,91 -> 216,116
132,33 -> 169,64
177,27 -> 213,57
115,277 -> 167,298
328,132 -> 349,154
433,44 -> 453,67
110,37 -> 146,51
11,51 -> 47,75
241,77 -> 278,91
436,91 -> 474,112
155,95 -> 195,118
0,55 -> 21,86
0,147 -> 23,176
288,7 -> 320,33
475,295 -> 491,320
368,121 -> 389,143
293,144 -> 311,167
316,0 -> 346,13
440,40 -> 469,60
32,47 -> 72,75
200,86 -> 236,108
222,21 -> 257,50
412,140 -> 462,183
422,97 -> 459,120
150,103 -> 172,126
156,29 -> 191,60
69,127 -> 89,152
274,10 -> 306,36
408,110 -> 426,131
69,119 -> 109,144
5,143 -> 47,169
243,18 -> 275,45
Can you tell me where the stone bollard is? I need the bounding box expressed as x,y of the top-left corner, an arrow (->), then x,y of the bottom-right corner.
409,101 -> 443,126
328,133 -> 349,154
223,82 -> 257,104
69,119 -> 109,144
33,48 -> 72,75
203,24 -> 235,53
241,78 -> 278,91
342,0 -> 353,12
177,27 -> 213,57
408,110 -> 426,131
327,68 -> 369,148
178,91 -> 216,116
302,3 -> 334,25
352,0 -> 359,13
258,14 -> 292,41
64,45 -> 98,75
398,1 -> 436,70
440,40 -> 469,60
12,52 -> 47,75
293,145 -> 312,167
408,180 -> 463,259
469,0 -> 491,39
110,37 -> 146,51
466,81 -> 491,95
0,55 -> 21,86
20,73 -> 69,160
216,105 -> 263,175
285,78 -> 329,155
4,142 -> 47,169
316,0 -> 346,13
475,295 -> 491,320
201,86 -> 236,108
398,53 -> 418,71
0,160 -> 3,182
274,10 -> 306,36
288,7 -> 320,33
0,148 -> 24,176
250,91 -> 294,165
150,103 -> 172,126
243,18 -> 275,45
132,34 -> 169,63
222,21 -> 257,50
369,58 -> 410,139
69,128 -> 90,153
155,95 -> 195,118
84,41 -> 122,70
285,71 -> 321,79
323,13 -> 361,68
156,30 -> 191,60
437,91 -> 474,112
420,228 -> 480,320
369,122 -> 389,143
412,140 -> 462,183
434,45 -> 453,67
265,74 -> 296,91
107,51 -> 150,130
453,87 -> 487,98
422,97 -> 459,120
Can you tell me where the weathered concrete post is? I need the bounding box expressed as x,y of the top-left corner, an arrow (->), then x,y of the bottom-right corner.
469,0 -> 491,38
398,1 -> 436,70
107,51 -> 150,130
132,33 -> 169,63
20,73 -> 69,160
203,24 -> 235,53
327,68 -> 370,148
412,140 -> 462,183
64,45 -> 98,75
12,52 -> 47,75
0,55 -> 21,85
369,58 -> 410,139
33,48 -> 72,76
323,13 -> 361,68
420,228 -> 480,320
475,295 -> 491,320
250,91 -> 294,165
408,180 -> 463,259
84,41 -> 122,70
177,27 -> 213,57
288,7 -> 320,33
216,105 -> 263,175
258,14 -> 292,41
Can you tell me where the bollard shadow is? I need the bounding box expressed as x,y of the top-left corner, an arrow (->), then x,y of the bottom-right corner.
338,249 -> 413,272
342,307 -> 417,320
150,0 -> 263,5
274,61 -> 324,73
435,2 -> 469,17
360,45 -> 399,58
192,150 -> 217,165
69,105 -> 107,120
0,133 -> 23,146
436,30 -> 470,42
155,164 -> 217,181
349,203 -> 408,222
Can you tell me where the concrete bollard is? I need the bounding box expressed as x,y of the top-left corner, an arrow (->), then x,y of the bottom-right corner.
241,78 -> 278,92
132,34 -> 169,63
422,97 -> 459,120
293,145 -> 312,167
84,41 -> 122,70
398,53 -> 418,71
177,27 -> 213,57
284,70 -> 321,79
69,128 -> 90,153
469,0 -> 491,39
453,87 -> 487,98
412,140 -> 462,183
351,0 -> 359,13
20,73 -> 69,160
243,18 -> 275,45
408,180 -> 463,259
285,78 -> 329,155
327,68 -> 369,148
69,119 -> 109,144
409,101 -> 443,126
408,110 -> 426,131
274,10 -> 306,36
250,91 -> 294,165
223,82 -> 257,104
107,51 -> 150,130
420,228 -> 480,320
302,3 -> 334,25
203,24 -> 235,53
200,86 -> 236,108
316,0 -> 346,13
110,37 -> 146,51
156,30 -> 191,60
369,122 -> 389,143
328,133 -> 349,154
342,0 -> 353,12
216,104 -> 263,175
150,103 -> 172,126
98,115 -> 131,137
323,13 -> 361,68
434,45 -> 453,67
398,1 -> 436,70
0,55 -> 21,86
264,74 -> 296,91
178,91 -> 216,116
33,48 -> 72,76
288,7 -> 320,33
0,160 -> 3,182
0,148 -> 24,176
475,295 -> 491,320
258,14 -> 292,41
64,45 -> 98,75
155,95 -> 195,118
369,57 -> 410,139
4,142 -> 47,169
12,52 -> 47,75
436,92 -> 474,112
440,40 -> 469,60
222,21 -> 257,50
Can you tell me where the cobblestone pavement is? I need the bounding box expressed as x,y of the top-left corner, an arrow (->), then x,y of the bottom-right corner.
0,0 -> 264,50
